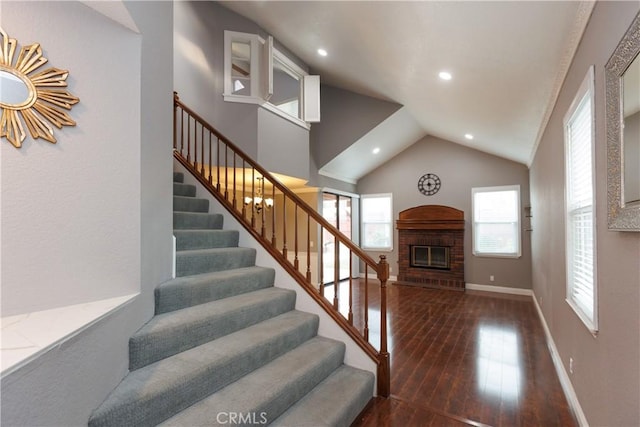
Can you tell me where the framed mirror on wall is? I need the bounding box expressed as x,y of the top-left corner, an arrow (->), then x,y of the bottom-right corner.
605,12 -> 640,231
0,27 -> 79,148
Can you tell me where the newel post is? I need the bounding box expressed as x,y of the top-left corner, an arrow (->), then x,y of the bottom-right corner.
173,92 -> 179,150
377,255 -> 390,397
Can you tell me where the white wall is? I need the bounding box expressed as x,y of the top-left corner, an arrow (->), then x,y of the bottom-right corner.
1,2 -> 174,425
530,2 -> 640,425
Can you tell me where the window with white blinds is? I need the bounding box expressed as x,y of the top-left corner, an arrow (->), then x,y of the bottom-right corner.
564,65 -> 597,333
472,185 -> 521,258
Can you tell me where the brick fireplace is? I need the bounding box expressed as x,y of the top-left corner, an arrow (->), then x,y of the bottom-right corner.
396,205 -> 465,290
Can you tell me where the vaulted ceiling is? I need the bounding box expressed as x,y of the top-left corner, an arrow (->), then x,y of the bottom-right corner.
220,1 -> 595,181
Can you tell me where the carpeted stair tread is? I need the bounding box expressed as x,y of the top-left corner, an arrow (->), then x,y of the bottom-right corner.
88,310 -> 320,427
173,182 -> 196,197
173,195 -> 209,213
173,211 -> 223,230
174,229 -> 239,250
158,337 -> 346,427
155,266 -> 275,314
270,365 -> 375,427
176,247 -> 256,276
173,172 -> 184,183
130,287 -> 296,370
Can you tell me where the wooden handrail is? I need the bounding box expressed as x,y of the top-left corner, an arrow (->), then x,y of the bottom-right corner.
173,92 -> 390,397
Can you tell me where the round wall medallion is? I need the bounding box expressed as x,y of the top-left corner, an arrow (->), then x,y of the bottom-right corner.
418,173 -> 441,196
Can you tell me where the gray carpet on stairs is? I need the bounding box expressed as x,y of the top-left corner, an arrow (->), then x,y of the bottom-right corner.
88,171 -> 374,427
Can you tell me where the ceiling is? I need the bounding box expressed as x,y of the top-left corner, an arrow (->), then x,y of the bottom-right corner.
220,1 -> 595,181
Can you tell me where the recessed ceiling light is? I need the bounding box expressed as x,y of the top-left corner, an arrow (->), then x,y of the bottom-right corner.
372,147 -> 381,154
465,133 -> 474,140
439,71 -> 452,81
317,48 -> 328,57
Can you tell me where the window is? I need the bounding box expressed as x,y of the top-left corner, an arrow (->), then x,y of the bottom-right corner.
361,193 -> 392,250
223,31 -> 320,128
564,66 -> 597,333
472,185 -> 521,258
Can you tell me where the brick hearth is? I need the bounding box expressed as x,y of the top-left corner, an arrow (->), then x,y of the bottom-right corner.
396,205 -> 465,290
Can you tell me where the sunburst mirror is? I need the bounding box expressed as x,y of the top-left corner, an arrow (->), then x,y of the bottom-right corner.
0,27 -> 79,148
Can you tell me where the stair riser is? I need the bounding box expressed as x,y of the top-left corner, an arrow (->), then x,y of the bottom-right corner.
174,230 -> 239,250
155,268 -> 275,314
173,212 -> 223,230
158,338 -> 346,426
173,196 -> 209,213
173,182 -> 196,197
88,313 -> 320,427
173,172 -> 184,183
130,290 -> 297,370
176,248 -> 256,276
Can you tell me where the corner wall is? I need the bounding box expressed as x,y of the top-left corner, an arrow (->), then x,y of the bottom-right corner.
530,2 -> 640,425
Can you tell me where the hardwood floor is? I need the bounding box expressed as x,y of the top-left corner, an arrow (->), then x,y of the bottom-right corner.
324,281 -> 577,427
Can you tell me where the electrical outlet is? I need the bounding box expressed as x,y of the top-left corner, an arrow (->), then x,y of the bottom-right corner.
490,275 -> 495,282
310,241 -> 314,248
389,267 -> 393,272
569,357 -> 574,374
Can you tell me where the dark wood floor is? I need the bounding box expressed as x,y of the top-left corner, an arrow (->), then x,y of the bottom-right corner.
325,281 -> 577,427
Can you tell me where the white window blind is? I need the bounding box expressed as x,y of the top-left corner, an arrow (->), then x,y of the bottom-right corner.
564,65 -> 597,333
472,186 -> 521,258
361,194 -> 392,250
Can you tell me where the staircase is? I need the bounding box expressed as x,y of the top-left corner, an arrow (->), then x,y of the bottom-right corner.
88,172 -> 374,427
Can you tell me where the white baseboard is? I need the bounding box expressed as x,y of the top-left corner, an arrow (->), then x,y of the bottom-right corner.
358,273 -> 398,282
532,292 -> 589,427
465,283 -> 533,296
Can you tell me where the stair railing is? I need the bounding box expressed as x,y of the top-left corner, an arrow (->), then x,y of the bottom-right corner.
173,92 -> 390,397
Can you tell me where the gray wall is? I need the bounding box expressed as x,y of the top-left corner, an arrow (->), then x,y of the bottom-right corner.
358,135 -> 532,288
1,2 -> 174,425
530,2 -> 640,425
311,85 -> 401,170
174,1 -> 311,180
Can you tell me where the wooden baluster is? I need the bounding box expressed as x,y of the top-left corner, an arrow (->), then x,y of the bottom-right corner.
260,176 -> 266,237
186,115 -> 191,163
319,229 -> 324,296
208,133 -> 212,184
224,144 -> 229,200
271,184 -> 276,246
348,251 -> 353,324
364,268 -> 369,341
306,214 -> 312,282
232,153 -> 237,209
180,109 -> 184,154
250,169 -> 256,228
282,195 -> 288,260
216,137 -> 220,192
241,160 -> 247,220
200,125 -> 205,176
294,204 -> 299,271
194,122 -> 199,172
333,235 -> 339,310
377,255 -> 390,397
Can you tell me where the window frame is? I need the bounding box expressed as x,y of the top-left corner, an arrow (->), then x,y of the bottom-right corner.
223,31 -> 319,130
563,65 -> 598,334
360,193 -> 393,251
471,185 -> 522,258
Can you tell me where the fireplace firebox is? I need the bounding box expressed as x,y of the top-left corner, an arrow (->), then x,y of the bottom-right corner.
411,245 -> 450,269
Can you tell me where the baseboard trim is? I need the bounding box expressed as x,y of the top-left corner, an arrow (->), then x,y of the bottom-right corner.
532,291 -> 589,427
465,283 -> 533,296
358,273 -> 398,282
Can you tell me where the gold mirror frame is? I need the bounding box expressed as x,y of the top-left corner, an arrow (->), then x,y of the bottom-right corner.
0,27 -> 79,148
605,13 -> 640,231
